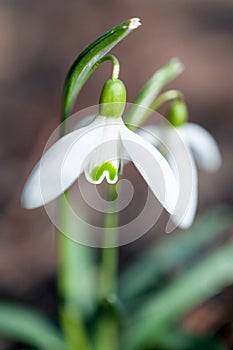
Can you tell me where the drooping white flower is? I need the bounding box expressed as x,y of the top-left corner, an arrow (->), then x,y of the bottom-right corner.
22,80 -> 179,215
139,117 -> 221,229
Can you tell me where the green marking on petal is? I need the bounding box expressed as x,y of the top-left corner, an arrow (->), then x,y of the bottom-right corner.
90,162 -> 117,182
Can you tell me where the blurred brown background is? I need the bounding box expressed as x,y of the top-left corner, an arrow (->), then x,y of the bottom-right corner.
0,0 -> 233,348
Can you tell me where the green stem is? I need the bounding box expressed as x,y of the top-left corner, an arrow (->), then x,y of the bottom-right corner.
100,184 -> 119,297
58,107 -> 93,349
126,89 -> 183,131
56,19 -> 139,350
93,55 -> 120,80
58,194 -> 91,350
150,89 -> 183,111
96,184 -> 119,350
58,52 -> 120,350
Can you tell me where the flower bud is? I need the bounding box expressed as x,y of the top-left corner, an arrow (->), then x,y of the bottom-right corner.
168,100 -> 188,127
99,79 -> 126,118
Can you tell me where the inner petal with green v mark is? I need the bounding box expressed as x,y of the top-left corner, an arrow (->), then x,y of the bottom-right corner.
84,116 -> 121,185
90,162 -> 118,183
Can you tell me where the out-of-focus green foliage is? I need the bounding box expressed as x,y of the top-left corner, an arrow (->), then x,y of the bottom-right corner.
0,207 -> 231,349
122,240 -> 233,349
150,329 -> 228,350
120,207 -> 231,302
0,302 -> 66,350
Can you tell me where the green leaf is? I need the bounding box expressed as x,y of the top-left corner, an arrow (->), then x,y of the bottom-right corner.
122,243 -> 233,350
155,329 -> 228,350
120,207 -> 231,301
125,57 -> 184,130
0,302 -> 66,350
62,18 -> 141,121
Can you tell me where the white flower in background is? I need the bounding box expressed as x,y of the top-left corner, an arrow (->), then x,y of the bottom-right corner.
22,79 -> 179,215
139,100 -> 222,229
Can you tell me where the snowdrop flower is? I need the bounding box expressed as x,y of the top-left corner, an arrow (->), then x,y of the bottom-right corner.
22,79 -> 179,214
139,100 -> 222,229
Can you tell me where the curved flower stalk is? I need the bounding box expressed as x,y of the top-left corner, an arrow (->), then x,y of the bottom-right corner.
21,79 -> 179,216
139,100 -> 221,229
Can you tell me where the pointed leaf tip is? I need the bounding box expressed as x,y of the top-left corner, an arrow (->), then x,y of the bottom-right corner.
128,17 -> 142,30
170,57 -> 185,74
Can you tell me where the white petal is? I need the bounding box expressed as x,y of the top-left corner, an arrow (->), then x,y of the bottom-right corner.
120,125 -> 179,214
122,125 -> 163,166
74,115 -> 96,130
183,123 -> 221,172
21,117 -> 106,209
175,154 -> 198,229
164,127 -> 198,230
136,125 -> 163,148
84,117 -> 122,184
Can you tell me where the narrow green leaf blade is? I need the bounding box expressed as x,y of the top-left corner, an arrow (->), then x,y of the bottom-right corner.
63,18 -> 141,120
0,302 -> 66,350
120,207 -> 231,301
123,243 -> 233,350
155,329 -> 228,350
125,57 -> 184,129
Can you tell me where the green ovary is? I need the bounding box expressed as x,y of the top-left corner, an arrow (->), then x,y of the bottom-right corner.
90,162 -> 117,182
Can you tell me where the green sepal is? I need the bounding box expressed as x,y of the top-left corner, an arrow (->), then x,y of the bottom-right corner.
62,18 -> 140,122
99,79 -> 126,118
